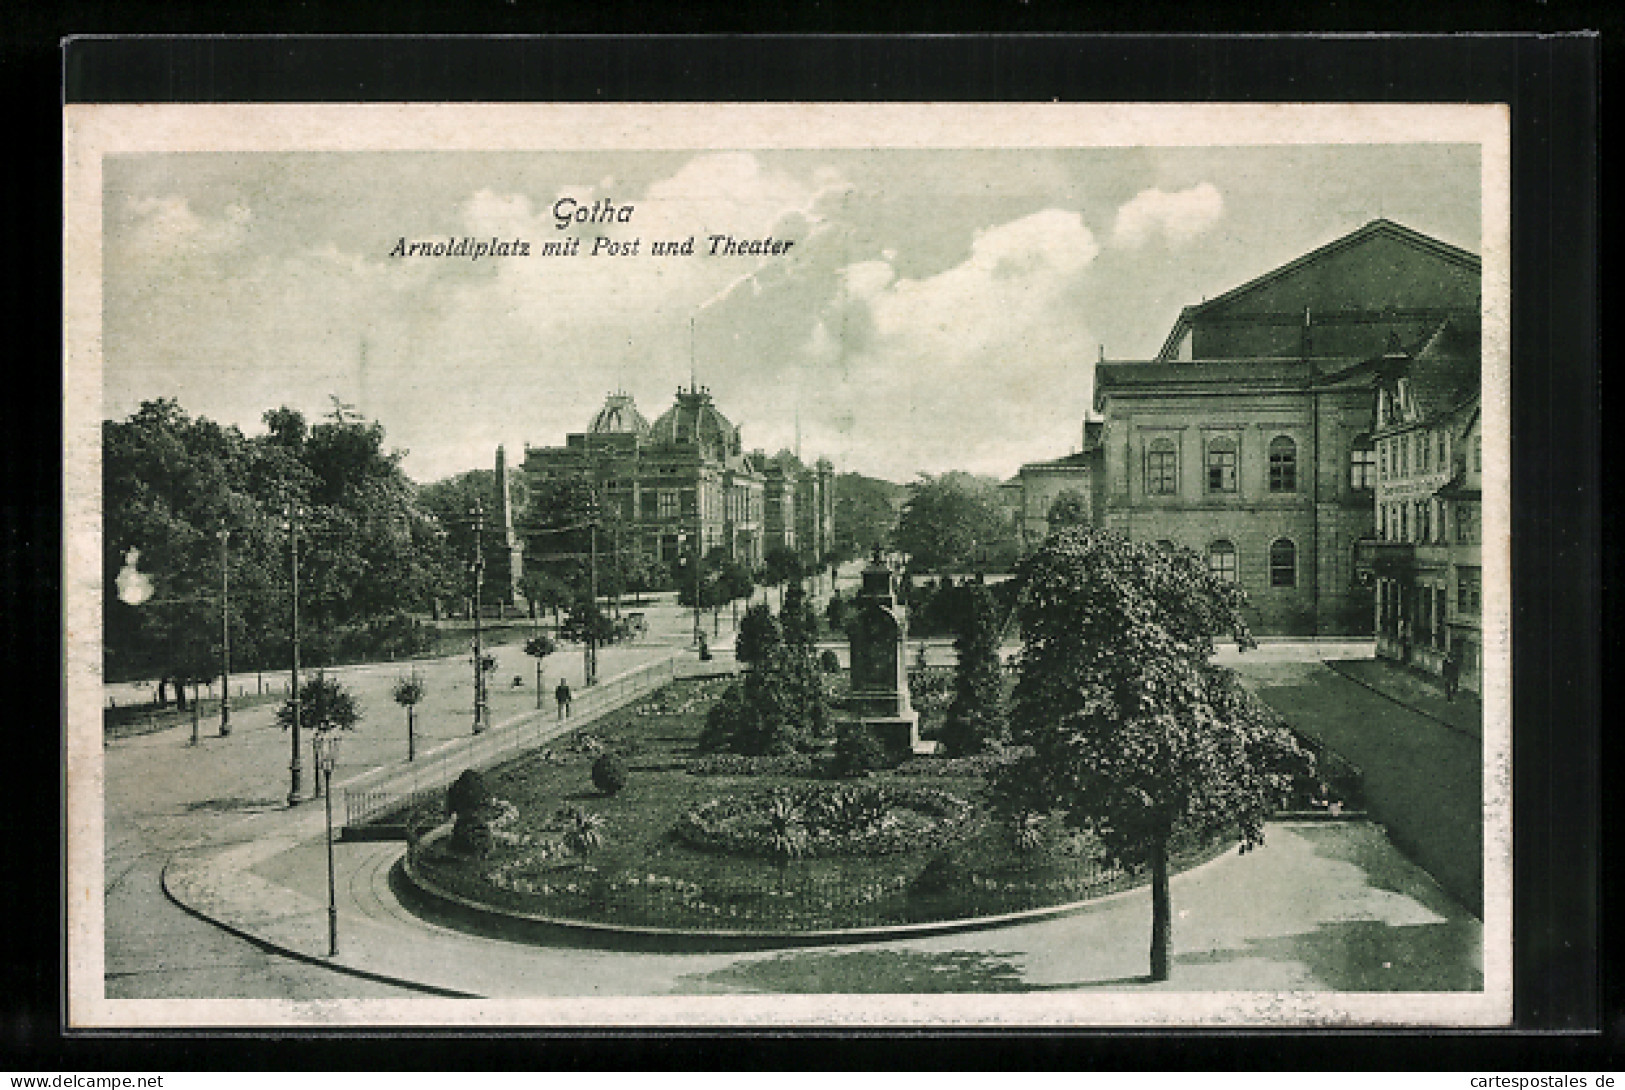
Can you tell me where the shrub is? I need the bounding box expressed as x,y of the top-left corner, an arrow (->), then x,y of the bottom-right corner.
592,752 -> 629,796
446,769 -> 491,818
819,649 -> 841,673
910,847 -> 973,898
833,720 -> 887,778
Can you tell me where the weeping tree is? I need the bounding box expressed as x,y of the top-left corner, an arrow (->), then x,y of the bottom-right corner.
992,528 -> 1312,982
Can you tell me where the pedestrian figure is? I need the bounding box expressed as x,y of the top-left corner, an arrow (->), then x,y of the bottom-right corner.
555,678 -> 572,720
1442,648 -> 1460,702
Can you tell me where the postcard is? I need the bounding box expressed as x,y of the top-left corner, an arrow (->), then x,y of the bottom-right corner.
64,102 -> 1510,1027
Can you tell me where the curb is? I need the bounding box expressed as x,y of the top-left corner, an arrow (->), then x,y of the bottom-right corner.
394,828 -> 1242,954
1320,660 -> 1480,739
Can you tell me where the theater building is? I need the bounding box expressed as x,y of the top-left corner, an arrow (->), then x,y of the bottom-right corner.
1093,219 -> 1480,636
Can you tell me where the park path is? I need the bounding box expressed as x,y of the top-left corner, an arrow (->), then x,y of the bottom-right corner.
156,817 -> 1482,1017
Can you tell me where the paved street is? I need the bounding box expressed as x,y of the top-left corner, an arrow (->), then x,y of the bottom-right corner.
93,594 -> 1488,1012
99,589 -> 738,1002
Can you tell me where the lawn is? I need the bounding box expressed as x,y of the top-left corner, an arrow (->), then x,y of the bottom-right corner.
406,676 -> 1229,933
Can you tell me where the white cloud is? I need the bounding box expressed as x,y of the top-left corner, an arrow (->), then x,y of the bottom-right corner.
1112,182 -> 1224,248
794,208 -> 1100,479
120,195 -> 251,263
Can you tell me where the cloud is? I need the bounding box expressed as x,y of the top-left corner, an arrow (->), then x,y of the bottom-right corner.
120,195 -> 251,263
1112,183 -> 1223,248
785,208 -> 1100,479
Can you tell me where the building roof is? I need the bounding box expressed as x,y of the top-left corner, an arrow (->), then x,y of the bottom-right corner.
648,386 -> 743,456
1153,219 -> 1482,362
587,392 -> 651,438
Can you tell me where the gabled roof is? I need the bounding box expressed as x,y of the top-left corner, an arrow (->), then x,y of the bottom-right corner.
1154,219 -> 1481,361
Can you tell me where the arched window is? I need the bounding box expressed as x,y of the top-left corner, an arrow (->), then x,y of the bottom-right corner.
1206,436 -> 1238,494
1269,538 -> 1297,587
1350,434 -> 1376,491
1269,436 -> 1298,493
1145,438 -> 1178,495
1207,540 -> 1237,582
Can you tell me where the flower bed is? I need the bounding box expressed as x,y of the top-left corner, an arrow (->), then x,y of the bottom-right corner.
674,783 -> 975,859
403,677 -> 1237,935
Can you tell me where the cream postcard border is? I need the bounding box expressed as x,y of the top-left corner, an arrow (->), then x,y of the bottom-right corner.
63,102 -> 1512,1028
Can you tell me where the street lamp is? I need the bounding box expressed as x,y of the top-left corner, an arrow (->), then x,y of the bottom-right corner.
218,525 -> 231,737
311,729 -> 342,957
284,502 -> 305,806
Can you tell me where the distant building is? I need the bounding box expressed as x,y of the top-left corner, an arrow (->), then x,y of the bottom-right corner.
1006,419 -> 1105,553
514,386 -> 832,583
761,449 -> 836,569
1359,318 -> 1483,691
1094,219 -> 1481,636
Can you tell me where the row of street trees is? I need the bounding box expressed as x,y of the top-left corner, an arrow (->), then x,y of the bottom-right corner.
104,398 -> 458,704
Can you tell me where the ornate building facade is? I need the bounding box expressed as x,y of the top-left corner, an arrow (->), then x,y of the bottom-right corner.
511,386 -> 834,588
1360,319 -> 1483,691
1093,219 -> 1481,636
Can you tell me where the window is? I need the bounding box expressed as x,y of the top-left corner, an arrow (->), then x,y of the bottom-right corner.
1378,504 -> 1388,540
1434,588 -> 1448,647
1457,568 -> 1481,614
1207,540 -> 1237,582
1206,436 -> 1238,494
1399,435 -> 1409,477
1146,438 -> 1178,495
1269,538 -> 1296,587
1456,502 -> 1478,544
1351,436 -> 1376,491
1399,504 -> 1408,542
1473,436 -> 1482,472
1379,442 -> 1389,480
1437,432 -> 1447,471
1421,431 -> 1432,473
1268,436 -> 1297,493
657,490 -> 679,519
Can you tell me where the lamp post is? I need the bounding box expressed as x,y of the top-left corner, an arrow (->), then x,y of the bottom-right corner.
311,730 -> 341,957
284,503 -> 305,806
586,491 -> 599,687
470,502 -> 488,733
218,526 -> 231,737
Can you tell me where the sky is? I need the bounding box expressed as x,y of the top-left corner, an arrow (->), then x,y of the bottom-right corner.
102,144 -> 1481,484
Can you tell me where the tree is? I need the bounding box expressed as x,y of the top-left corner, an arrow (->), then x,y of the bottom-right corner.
523,634 -> 557,710
762,546 -> 805,604
1046,488 -> 1090,532
992,527 -> 1312,982
734,601 -> 783,667
893,472 -> 1014,573
824,591 -> 849,633
277,673 -> 362,796
391,673 -> 426,762
278,672 -> 362,737
940,582 -> 1008,756
779,582 -> 821,651
832,472 -> 907,561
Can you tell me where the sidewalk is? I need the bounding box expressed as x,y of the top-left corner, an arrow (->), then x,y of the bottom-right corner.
161,818 -> 1483,1006
1320,657 -> 1482,738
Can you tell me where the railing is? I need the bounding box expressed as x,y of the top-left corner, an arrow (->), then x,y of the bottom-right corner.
341,654 -> 681,831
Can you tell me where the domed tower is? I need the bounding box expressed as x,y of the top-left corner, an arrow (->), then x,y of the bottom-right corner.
588,391 -> 651,439
648,384 -> 743,459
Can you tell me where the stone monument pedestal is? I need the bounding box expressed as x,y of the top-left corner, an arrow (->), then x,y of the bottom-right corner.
845,548 -> 929,760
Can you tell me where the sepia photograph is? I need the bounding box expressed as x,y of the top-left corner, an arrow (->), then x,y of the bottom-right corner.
62,102 -> 1511,1028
